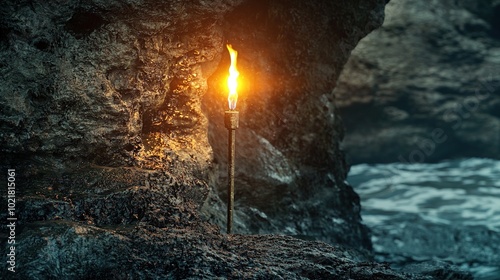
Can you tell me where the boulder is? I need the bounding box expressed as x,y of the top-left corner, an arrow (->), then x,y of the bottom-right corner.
335,0 -> 500,164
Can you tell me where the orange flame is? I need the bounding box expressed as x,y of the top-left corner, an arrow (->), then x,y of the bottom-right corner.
226,44 -> 239,110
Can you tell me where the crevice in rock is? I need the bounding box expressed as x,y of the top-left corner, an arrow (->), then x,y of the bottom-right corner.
33,38 -> 51,51
65,10 -> 107,39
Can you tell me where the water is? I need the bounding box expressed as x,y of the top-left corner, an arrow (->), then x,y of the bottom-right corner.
348,158 -> 500,280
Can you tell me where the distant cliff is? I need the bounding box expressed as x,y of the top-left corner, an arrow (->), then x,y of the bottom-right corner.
335,0 -> 500,164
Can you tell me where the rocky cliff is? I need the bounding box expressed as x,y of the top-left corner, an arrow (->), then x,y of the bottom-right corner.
335,0 -> 500,164
0,0 -> 471,278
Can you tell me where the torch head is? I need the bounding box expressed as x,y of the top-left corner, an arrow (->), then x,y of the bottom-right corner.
224,110 -> 239,130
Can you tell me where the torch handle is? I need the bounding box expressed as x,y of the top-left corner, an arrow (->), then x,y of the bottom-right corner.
224,110 -> 239,234
227,128 -> 236,234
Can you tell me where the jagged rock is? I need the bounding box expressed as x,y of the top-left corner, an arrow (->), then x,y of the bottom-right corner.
0,0 -> 385,249
335,0 -> 500,164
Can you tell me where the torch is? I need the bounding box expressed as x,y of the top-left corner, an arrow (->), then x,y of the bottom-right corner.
225,44 -> 239,234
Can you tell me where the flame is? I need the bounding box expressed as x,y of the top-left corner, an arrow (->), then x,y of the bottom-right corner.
226,44 -> 239,110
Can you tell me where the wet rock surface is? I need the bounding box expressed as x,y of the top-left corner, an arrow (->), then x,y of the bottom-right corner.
334,0 -> 500,164
0,0 -> 470,278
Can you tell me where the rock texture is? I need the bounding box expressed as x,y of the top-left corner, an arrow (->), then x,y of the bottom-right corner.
335,0 -> 500,164
0,166 -> 470,279
6,218 -> 432,279
0,0 -> 467,278
1,0 -> 383,247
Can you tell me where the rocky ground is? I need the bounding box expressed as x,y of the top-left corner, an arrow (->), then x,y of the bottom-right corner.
335,0 -> 500,164
0,165 -> 470,279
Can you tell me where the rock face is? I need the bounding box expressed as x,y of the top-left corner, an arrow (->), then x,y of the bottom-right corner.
0,0 -> 462,278
334,0 -> 500,164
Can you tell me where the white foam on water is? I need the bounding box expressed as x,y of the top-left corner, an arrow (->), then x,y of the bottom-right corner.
350,158 -> 500,230
350,158 -> 500,279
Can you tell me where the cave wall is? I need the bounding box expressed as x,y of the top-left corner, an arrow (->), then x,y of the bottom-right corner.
0,0 -> 234,170
1,0 -> 389,274
334,0 -> 500,164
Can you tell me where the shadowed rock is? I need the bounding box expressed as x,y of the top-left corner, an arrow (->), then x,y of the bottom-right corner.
335,0 -> 500,164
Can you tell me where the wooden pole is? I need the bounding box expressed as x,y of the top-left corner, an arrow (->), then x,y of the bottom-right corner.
224,110 -> 239,234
